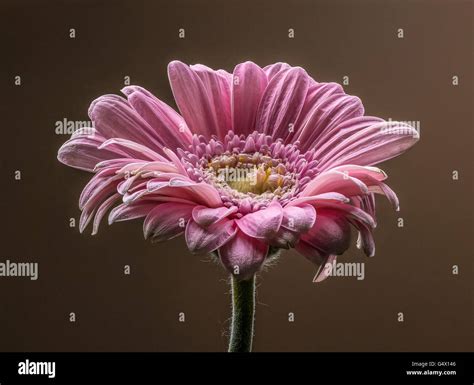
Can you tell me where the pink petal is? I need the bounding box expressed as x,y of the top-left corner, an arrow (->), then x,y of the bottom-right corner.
99,138 -> 164,161
236,201 -> 283,240
337,167 -> 398,211
117,173 -> 143,195
350,195 -> 376,226
270,227 -> 301,249
294,239 -> 327,265
190,64 -> 232,139
313,255 -> 338,283
367,179 -> 400,211
79,168 -> 122,210
79,174 -> 122,233
300,170 -> 369,197
312,116 -> 383,158
295,87 -> 364,150
300,210 -> 352,257
122,86 -> 193,149
350,219 -> 375,257
263,62 -> 291,79
144,178 -> 223,208
286,192 -> 350,208
192,206 -> 238,228
296,83 -> 344,131
94,158 -> 144,172
218,230 -> 268,280
231,61 -> 268,135
166,179 -> 223,208
142,196 -> 197,205
317,119 -> 420,169
256,67 -> 310,141
143,202 -> 194,241
281,204 -> 316,233
295,242 -> 339,283
92,193 -> 121,235
108,201 -> 157,224
168,61 -> 227,138
57,130 -> 128,172
88,94 -> 164,153
330,165 -> 387,183
310,201 -> 376,229
117,161 -> 179,175
162,147 -> 188,176
185,218 -> 237,254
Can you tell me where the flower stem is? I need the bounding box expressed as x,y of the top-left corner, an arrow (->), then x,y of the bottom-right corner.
228,274 -> 256,353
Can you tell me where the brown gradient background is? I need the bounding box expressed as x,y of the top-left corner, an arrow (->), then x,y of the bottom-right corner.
0,0 -> 472,352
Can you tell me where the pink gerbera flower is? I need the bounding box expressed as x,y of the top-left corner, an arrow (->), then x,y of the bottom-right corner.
58,61 -> 418,352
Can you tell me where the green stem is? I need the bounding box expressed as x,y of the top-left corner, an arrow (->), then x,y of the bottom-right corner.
228,274 -> 256,353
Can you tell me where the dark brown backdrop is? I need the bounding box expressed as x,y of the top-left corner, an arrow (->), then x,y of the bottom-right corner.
1,0 -> 472,352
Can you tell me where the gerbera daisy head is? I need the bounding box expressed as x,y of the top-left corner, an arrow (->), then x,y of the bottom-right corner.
58,61 -> 419,281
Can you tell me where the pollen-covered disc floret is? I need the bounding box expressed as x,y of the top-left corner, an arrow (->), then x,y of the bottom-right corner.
57,60 -> 419,281
179,131 -> 319,214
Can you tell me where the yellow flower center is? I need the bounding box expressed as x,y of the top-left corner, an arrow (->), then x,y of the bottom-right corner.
206,153 -> 293,196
